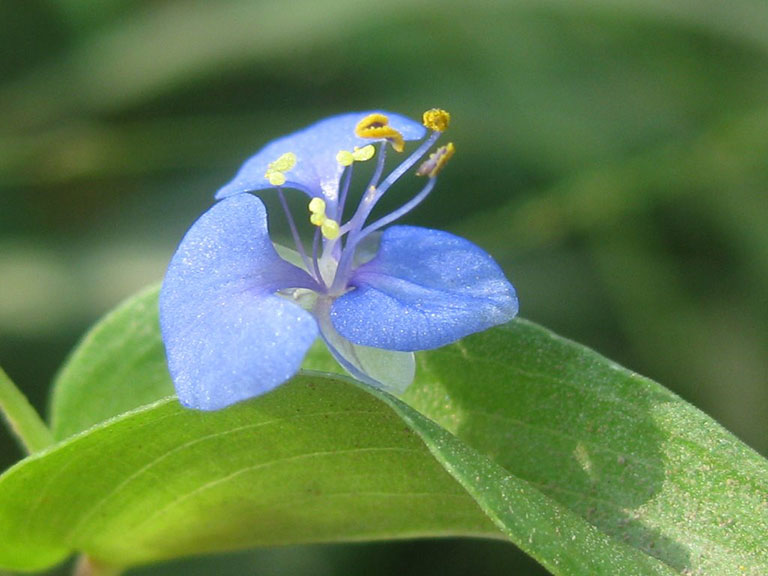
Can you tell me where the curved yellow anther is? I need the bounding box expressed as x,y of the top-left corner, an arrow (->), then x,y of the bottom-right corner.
416,142 -> 455,178
356,113 -> 389,133
265,152 -> 297,186
321,219 -> 340,240
422,108 -> 451,132
355,113 -> 405,153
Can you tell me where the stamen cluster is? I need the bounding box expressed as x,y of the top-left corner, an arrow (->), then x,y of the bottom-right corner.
265,111 -> 455,296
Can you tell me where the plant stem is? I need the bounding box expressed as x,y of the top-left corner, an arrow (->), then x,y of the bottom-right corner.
0,366 -> 54,454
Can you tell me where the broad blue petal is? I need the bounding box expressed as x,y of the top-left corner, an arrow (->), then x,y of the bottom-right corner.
215,111 -> 426,202
331,226 -> 518,351
159,194 -> 320,410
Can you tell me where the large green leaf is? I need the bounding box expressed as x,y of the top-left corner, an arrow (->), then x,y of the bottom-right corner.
306,319 -> 768,574
0,374 -> 679,576
403,325 -> 768,575
0,379 -> 500,572
1,286 -> 765,575
370,390 -> 677,576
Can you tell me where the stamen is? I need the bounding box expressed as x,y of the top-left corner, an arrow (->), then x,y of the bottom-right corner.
416,142 -> 455,178
336,145 -> 375,167
364,144 -> 388,198
352,145 -> 375,161
336,150 -> 355,167
355,113 -> 388,132
422,108 -> 451,132
330,131 -> 441,294
277,188 -> 311,272
321,220 -> 340,240
269,152 -> 297,172
311,227 -> 324,288
308,196 -> 340,240
267,172 -> 287,186
365,130 -> 441,209
358,178 -> 436,241
355,113 -> 405,153
265,152 -> 297,186
336,161 -> 354,226
309,196 -> 326,215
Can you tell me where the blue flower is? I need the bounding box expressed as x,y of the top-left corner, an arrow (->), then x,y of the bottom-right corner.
160,109 -> 518,410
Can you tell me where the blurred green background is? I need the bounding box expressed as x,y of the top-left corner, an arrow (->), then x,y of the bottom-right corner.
1,1 -> 766,574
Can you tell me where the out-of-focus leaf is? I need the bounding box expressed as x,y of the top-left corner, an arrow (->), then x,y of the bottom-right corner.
6,0 -> 768,116
0,367 -> 53,454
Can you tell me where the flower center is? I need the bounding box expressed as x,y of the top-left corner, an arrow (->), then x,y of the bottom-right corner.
268,110 -> 454,295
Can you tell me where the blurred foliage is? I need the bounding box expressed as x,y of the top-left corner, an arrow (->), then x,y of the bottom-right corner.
1,0 -> 766,574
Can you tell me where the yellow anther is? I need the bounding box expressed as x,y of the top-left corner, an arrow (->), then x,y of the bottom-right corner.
337,145 -> 376,167
355,113 -> 405,153
308,197 -> 326,215
352,145 -> 375,161
264,152 -> 297,186
356,113 -> 389,133
307,196 -> 339,238
309,196 -> 327,226
321,219 -> 340,240
336,150 -> 355,166
422,108 -> 451,132
269,152 -> 297,173
416,142 -> 455,178
267,171 -> 287,186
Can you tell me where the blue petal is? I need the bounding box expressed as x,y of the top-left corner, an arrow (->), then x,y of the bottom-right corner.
215,111 -> 426,202
331,226 -> 518,351
159,194 -> 320,410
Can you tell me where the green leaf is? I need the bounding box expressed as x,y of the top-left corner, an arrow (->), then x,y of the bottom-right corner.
50,284 -> 173,439
402,323 -> 768,575
0,379 -> 500,572
0,374 -> 678,576
369,390 -> 677,576
5,318 -> 677,575
2,286 -> 765,575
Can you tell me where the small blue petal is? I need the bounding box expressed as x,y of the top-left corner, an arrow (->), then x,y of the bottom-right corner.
331,226 -> 518,351
215,111 -> 426,201
314,297 -> 415,394
159,194 -> 320,410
